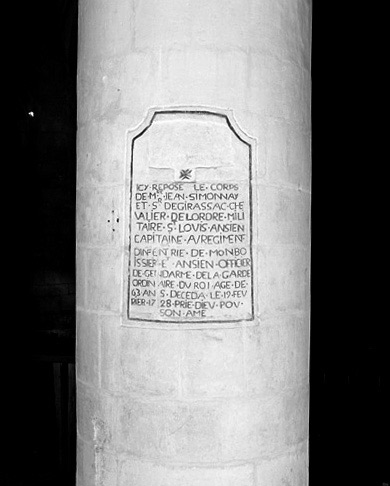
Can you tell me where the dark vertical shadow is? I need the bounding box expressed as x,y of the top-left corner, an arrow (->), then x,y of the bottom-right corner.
309,5 -> 389,485
6,1 -> 78,485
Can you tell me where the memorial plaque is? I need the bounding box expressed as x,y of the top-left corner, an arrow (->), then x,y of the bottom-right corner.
127,110 -> 254,324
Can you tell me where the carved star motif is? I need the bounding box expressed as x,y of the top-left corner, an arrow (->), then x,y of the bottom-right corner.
179,169 -> 192,180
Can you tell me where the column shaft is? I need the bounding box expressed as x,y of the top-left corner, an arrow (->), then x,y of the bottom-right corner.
76,1 -> 311,484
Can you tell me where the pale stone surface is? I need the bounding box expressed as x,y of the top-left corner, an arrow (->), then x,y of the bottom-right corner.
119,459 -> 255,486
76,437 -> 95,486
219,389 -> 309,461
76,247 -> 86,308
256,245 -> 310,314
77,437 -> 119,486
133,0 -> 250,50
76,310 -> 100,386
84,248 -> 123,312
267,119 -> 312,190
256,184 -> 311,246
247,54 -> 309,123
76,185 -> 124,247
181,328 -> 246,397
77,118 -> 144,185
256,444 -> 309,485
244,314 -> 310,395
114,388 -> 308,463
78,0 -> 133,62
77,0 -> 311,483
117,398 -> 223,461
76,383 -> 116,447
101,324 -> 181,396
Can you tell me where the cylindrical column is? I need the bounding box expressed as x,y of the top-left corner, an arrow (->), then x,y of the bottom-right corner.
76,1 -> 311,485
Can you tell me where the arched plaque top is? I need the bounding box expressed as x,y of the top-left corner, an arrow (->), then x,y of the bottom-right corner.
125,108 -> 255,328
132,109 -> 253,147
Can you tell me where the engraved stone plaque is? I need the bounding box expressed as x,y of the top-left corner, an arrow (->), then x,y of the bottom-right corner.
127,110 -> 254,324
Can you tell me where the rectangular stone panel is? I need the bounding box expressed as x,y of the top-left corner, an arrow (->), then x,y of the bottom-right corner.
126,110 -> 255,324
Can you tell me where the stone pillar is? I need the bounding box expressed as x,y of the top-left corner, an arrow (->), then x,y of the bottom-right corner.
76,0 -> 311,485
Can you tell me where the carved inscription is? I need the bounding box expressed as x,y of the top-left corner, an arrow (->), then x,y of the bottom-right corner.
127,111 -> 254,324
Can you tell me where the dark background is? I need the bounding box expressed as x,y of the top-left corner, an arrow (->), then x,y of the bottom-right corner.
6,1 -> 78,485
310,3 -> 389,485
5,1 -> 389,485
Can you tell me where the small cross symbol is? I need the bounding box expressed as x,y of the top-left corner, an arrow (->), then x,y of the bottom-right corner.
179,169 -> 192,180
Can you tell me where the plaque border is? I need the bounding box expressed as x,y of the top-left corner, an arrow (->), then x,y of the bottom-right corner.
123,107 -> 258,329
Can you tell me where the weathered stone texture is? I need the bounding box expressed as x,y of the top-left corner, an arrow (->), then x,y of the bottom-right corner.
256,443 -> 309,485
76,310 -> 100,387
267,120 -> 312,190
256,245 -> 310,315
76,185 -> 124,247
119,459 -> 255,486
77,437 -> 119,486
84,248 -> 123,312
100,325 -> 181,396
256,184 -> 311,246
181,328 -> 245,398
244,314 -> 310,395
